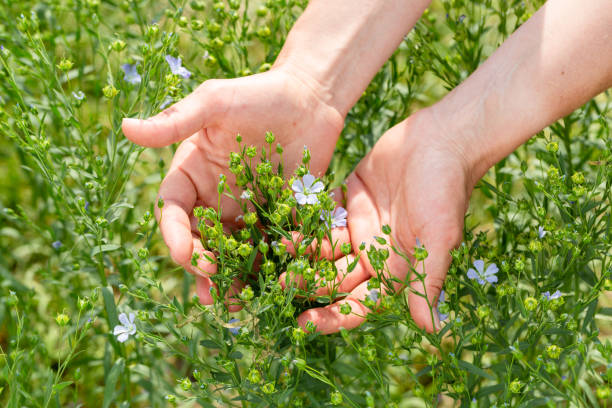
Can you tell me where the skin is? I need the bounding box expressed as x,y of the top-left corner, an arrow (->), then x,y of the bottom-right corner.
122,0 -> 429,307
297,0 -> 612,333
123,0 -> 612,332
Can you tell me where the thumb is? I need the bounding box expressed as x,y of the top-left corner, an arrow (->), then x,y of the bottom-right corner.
122,81 -> 218,147
408,239 -> 454,333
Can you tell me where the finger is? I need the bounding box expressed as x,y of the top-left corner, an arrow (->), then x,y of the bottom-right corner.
281,228 -> 350,261
188,235 -> 217,278
408,237 -> 457,333
156,168 -> 197,268
226,280 -> 245,313
195,275 -> 215,305
297,280 -> 373,335
122,81 -> 219,147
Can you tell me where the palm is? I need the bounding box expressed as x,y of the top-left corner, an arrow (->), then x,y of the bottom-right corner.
123,69 -> 343,306
298,113 -> 470,333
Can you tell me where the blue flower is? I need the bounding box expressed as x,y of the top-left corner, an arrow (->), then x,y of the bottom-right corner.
538,226 -> 547,239
437,290 -> 449,321
159,97 -> 173,110
165,55 -> 191,79
121,63 -> 142,85
368,289 -> 379,303
292,173 -> 324,205
467,260 -> 498,285
52,240 -> 62,249
320,206 -> 347,229
228,318 -> 241,335
542,290 -> 562,300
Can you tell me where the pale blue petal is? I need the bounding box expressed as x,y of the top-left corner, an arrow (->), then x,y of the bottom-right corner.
473,259 -> 485,274
310,181 -> 324,193
477,278 -> 486,285
305,194 -> 319,205
333,206 -> 347,220
331,218 -> 347,228
165,55 -> 181,72
302,174 -> 315,189
485,275 -> 498,284
438,290 -> 445,304
467,268 -> 478,280
117,332 -> 129,343
291,179 -> 304,193
551,290 -> 562,299
295,193 -> 307,205
118,313 -> 130,327
176,66 -> 191,79
484,263 -> 499,276
228,318 -> 240,336
128,313 -> 136,324
113,325 -> 128,335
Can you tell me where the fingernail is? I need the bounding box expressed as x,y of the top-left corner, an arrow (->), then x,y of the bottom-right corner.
433,308 -> 441,332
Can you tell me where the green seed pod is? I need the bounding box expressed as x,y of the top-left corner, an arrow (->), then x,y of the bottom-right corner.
247,369 -> 261,384
509,379 -> 522,393
524,296 -> 538,311
330,391 -> 343,405
546,345 -> 561,359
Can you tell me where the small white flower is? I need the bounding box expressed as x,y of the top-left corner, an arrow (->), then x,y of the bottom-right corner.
240,190 -> 252,200
538,226 -> 547,239
113,312 -> 137,343
320,206 -> 347,228
72,90 -> 85,100
165,55 -> 191,79
292,173 -> 324,205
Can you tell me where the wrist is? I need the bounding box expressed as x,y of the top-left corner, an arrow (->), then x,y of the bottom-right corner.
271,59 -> 346,119
411,106 -> 485,189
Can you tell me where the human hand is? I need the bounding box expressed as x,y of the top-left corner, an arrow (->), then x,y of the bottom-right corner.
292,109 -> 472,333
122,68 -> 344,307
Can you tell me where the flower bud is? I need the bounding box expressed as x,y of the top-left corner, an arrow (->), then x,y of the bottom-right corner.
330,391 -> 343,405
243,212 -> 257,225
55,313 -> 70,326
546,345 -> 561,359
546,142 -> 559,153
524,296 -> 538,311
57,59 -> 74,71
111,39 -> 126,52
509,379 -> 522,393
102,84 -> 119,99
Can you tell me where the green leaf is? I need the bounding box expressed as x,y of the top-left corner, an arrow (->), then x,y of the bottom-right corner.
347,255 -> 360,273
102,287 -> 119,328
52,381 -> 73,393
457,360 -> 496,381
92,244 -> 121,257
103,358 -> 124,408
200,339 -> 220,349
303,367 -> 334,387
